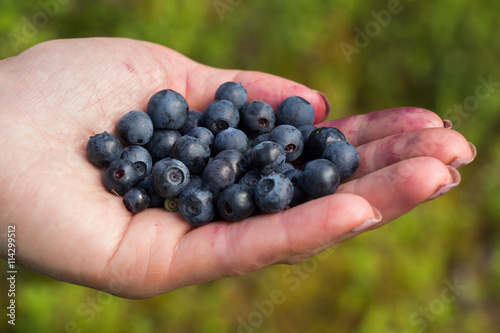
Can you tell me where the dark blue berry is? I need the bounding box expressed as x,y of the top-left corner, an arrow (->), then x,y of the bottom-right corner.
123,188 -> 150,213
147,89 -> 189,130
217,184 -> 255,222
172,136 -> 211,175
185,127 -> 215,153
179,109 -> 204,135
152,158 -> 190,198
297,124 -> 317,146
305,127 -> 346,160
322,141 -> 360,180
239,101 -> 276,137
213,127 -> 249,154
120,145 -> 153,179
86,131 -> 122,167
103,159 -> 140,196
268,125 -> 304,162
276,96 -> 315,127
300,159 -> 340,199
116,110 -> 154,146
136,174 -> 165,208
254,173 -> 293,213
202,158 -> 235,195
179,186 -> 215,226
203,100 -> 240,135
215,82 -> 248,109
145,129 -> 181,162
247,141 -> 286,175
214,149 -> 249,182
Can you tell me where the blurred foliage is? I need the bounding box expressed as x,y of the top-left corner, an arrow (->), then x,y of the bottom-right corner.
1,0 -> 499,332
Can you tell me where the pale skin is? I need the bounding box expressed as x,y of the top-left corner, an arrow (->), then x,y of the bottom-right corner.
0,38 -> 476,299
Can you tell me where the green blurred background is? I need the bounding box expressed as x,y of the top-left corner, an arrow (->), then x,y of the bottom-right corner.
1,0 -> 499,332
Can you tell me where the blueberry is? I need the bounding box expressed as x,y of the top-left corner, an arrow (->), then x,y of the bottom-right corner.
250,133 -> 270,147
123,188 -> 150,213
103,159 -> 140,196
214,149 -> 249,182
147,89 -> 189,130
178,186 -> 215,226
322,141 -> 360,180
297,125 -> 317,146
213,127 -> 249,154
268,125 -> 304,162
254,173 -> 294,213
179,109 -> 204,135
300,159 -> 340,199
202,158 -> 235,195
203,100 -> 240,135
145,129 -> 181,162
238,170 -> 262,192
185,127 -> 215,153
116,110 -> 154,146
284,169 -> 307,207
86,131 -> 122,167
217,184 -> 255,222
172,136 -> 211,174
120,145 -> 153,179
305,127 -> 346,160
152,158 -> 190,198
247,141 -> 286,175
215,82 -> 248,110
276,96 -> 315,127
239,101 -> 276,137
136,174 -> 165,208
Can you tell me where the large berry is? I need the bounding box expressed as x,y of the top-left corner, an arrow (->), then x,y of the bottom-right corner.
213,127 -> 249,154
305,127 -> 346,160
247,141 -> 286,175
202,158 -> 236,195
172,135 -> 211,174
254,173 -> 293,213
123,188 -> 150,213
147,89 -> 189,130
268,125 -> 304,162
215,82 -> 248,109
120,145 -> 153,179
152,158 -> 190,198
179,187 -> 215,226
214,149 -> 249,182
116,110 -> 154,146
217,184 -> 255,222
322,141 -> 360,180
103,159 -> 140,196
276,96 -> 315,127
86,131 -> 122,167
185,127 -> 215,153
203,100 -> 240,135
145,129 -> 181,162
300,159 -> 340,199
239,101 -> 276,137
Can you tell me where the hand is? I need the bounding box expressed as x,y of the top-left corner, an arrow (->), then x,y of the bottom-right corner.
0,38 -> 475,299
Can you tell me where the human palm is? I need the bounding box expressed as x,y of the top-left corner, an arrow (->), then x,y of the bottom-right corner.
0,38 -> 475,299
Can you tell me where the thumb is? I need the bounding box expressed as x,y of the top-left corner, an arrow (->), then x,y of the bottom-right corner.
187,66 -> 331,123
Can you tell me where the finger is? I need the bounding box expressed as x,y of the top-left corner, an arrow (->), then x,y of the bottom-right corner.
186,66 -> 331,123
166,193 -> 379,289
337,157 -> 461,225
317,107 -> 445,146
352,128 -> 476,179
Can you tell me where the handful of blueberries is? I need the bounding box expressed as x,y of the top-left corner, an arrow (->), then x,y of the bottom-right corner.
86,82 -> 360,226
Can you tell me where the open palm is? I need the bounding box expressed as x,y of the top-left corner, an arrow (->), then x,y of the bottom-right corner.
0,38 -> 475,299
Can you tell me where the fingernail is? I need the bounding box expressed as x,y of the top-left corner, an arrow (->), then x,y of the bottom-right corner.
351,206 -> 383,233
425,166 -> 461,202
449,142 -> 477,168
443,119 -> 453,129
312,90 -> 331,121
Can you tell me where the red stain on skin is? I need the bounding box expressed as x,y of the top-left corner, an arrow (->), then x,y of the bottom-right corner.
124,62 -> 136,73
